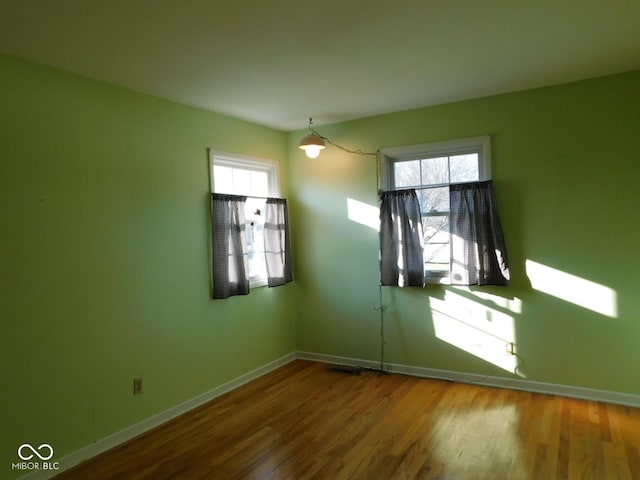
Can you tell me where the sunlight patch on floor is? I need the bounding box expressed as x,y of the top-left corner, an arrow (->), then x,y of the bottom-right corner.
431,404 -> 526,478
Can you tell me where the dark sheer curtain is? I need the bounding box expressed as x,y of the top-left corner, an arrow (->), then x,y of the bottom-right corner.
211,193 -> 250,299
379,189 -> 424,287
264,198 -> 293,287
449,180 -> 510,286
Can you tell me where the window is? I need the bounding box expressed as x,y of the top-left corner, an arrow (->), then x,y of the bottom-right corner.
210,151 -> 280,288
380,136 -> 491,284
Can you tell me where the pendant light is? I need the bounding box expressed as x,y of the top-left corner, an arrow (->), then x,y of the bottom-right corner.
298,117 -> 378,159
298,118 -> 326,158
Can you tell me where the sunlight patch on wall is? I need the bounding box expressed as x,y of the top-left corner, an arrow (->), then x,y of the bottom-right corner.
346,198 -> 379,231
453,287 -> 522,314
525,260 -> 618,318
430,291 -> 520,374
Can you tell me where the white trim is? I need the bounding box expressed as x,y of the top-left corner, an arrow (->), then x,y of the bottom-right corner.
378,135 -> 492,285
208,148 -> 281,197
19,352 -> 297,480
379,135 -> 492,189
208,148 -> 281,289
296,351 -> 640,408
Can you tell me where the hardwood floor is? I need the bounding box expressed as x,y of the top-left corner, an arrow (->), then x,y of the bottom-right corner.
55,360 -> 640,479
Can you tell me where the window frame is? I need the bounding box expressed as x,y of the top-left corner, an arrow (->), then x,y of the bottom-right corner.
380,136 -> 491,284
209,149 -> 281,288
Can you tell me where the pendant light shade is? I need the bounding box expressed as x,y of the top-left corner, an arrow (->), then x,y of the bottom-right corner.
298,132 -> 326,158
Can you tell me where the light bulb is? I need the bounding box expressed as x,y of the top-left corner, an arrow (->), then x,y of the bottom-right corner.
304,145 -> 321,158
299,131 -> 325,158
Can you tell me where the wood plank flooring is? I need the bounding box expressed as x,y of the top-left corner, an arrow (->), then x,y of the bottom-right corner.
55,360 -> 640,479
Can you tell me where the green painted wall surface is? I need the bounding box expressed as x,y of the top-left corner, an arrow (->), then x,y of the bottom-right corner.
0,55 -> 295,478
289,70 -> 640,395
3,50 -> 640,479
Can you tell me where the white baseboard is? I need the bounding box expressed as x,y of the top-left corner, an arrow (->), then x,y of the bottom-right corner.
19,352 -> 297,480
297,351 -> 640,408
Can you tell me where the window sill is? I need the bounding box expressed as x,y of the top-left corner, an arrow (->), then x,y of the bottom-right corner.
250,278 -> 268,289
425,275 -> 450,286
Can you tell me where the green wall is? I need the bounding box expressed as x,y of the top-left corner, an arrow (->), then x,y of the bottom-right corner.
3,51 -> 640,479
1,55 -> 295,477
289,70 -> 640,394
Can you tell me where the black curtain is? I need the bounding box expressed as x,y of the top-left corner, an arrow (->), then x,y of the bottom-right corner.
449,181 -> 510,286
264,198 -> 293,287
211,193 -> 250,299
379,189 -> 424,287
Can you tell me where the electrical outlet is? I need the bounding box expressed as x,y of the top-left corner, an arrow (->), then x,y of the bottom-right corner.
133,378 -> 143,395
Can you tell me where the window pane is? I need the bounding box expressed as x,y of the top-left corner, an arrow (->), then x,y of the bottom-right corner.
423,215 -> 449,273
247,223 -> 266,280
450,153 -> 479,183
213,165 -> 233,194
231,168 -> 252,195
421,157 -> 449,185
394,160 -> 420,187
250,170 -> 269,197
420,186 -> 449,213
245,198 -> 265,222
423,215 -> 449,243
245,198 -> 267,281
212,153 -> 279,287
424,244 -> 449,273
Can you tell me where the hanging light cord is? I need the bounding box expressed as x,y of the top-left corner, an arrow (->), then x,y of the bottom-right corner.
321,134 -> 378,156
372,284 -> 388,373
307,118 -> 378,156
305,118 -> 384,372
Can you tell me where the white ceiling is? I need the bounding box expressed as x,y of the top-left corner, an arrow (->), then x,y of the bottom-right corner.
1,1 -> 639,131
